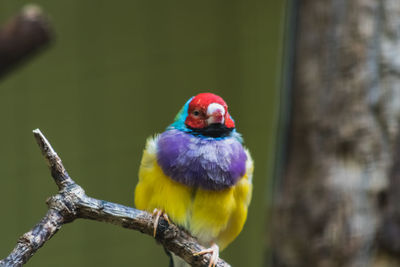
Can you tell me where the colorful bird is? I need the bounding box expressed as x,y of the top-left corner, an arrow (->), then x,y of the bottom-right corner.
134,93 -> 253,267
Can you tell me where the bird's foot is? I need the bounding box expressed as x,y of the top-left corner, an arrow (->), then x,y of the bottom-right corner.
152,208 -> 170,237
193,243 -> 219,267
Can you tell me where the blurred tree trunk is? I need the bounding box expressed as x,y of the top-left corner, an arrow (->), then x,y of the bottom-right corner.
272,1 -> 400,266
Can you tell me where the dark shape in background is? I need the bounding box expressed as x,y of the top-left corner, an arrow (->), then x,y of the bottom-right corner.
0,5 -> 52,79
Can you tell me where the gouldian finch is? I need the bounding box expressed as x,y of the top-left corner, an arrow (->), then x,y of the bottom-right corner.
134,93 -> 253,267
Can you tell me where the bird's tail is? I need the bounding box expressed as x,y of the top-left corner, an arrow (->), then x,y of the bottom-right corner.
171,253 -> 191,267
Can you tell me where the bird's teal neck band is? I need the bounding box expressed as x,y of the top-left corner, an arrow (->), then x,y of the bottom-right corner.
168,97 -> 193,132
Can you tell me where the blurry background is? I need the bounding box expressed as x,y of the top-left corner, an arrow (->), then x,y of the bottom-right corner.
0,1 -> 286,266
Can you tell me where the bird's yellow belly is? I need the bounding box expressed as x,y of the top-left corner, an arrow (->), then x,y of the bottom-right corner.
134,155 -> 251,250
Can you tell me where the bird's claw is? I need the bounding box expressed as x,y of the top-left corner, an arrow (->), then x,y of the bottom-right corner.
193,243 -> 219,267
152,208 -> 170,237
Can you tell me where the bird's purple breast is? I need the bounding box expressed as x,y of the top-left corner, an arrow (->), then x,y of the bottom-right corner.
156,129 -> 247,190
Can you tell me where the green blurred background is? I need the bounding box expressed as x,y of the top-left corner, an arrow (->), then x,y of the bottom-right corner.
0,1 -> 285,266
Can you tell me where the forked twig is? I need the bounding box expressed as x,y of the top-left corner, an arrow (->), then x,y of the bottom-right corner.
0,129 -> 230,267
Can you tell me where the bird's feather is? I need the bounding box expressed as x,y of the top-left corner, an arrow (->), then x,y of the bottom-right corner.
134,93 -> 253,266
134,135 -> 253,248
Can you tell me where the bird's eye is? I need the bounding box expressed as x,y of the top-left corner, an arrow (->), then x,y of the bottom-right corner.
193,110 -> 200,116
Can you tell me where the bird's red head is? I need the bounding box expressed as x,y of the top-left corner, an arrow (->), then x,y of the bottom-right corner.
185,93 -> 235,129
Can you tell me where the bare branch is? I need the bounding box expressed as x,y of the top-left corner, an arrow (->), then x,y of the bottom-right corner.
0,5 -> 53,79
0,129 -> 231,267
33,129 -> 74,190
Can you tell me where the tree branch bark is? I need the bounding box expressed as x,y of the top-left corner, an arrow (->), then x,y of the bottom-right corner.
0,129 -> 230,267
272,0 -> 400,266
